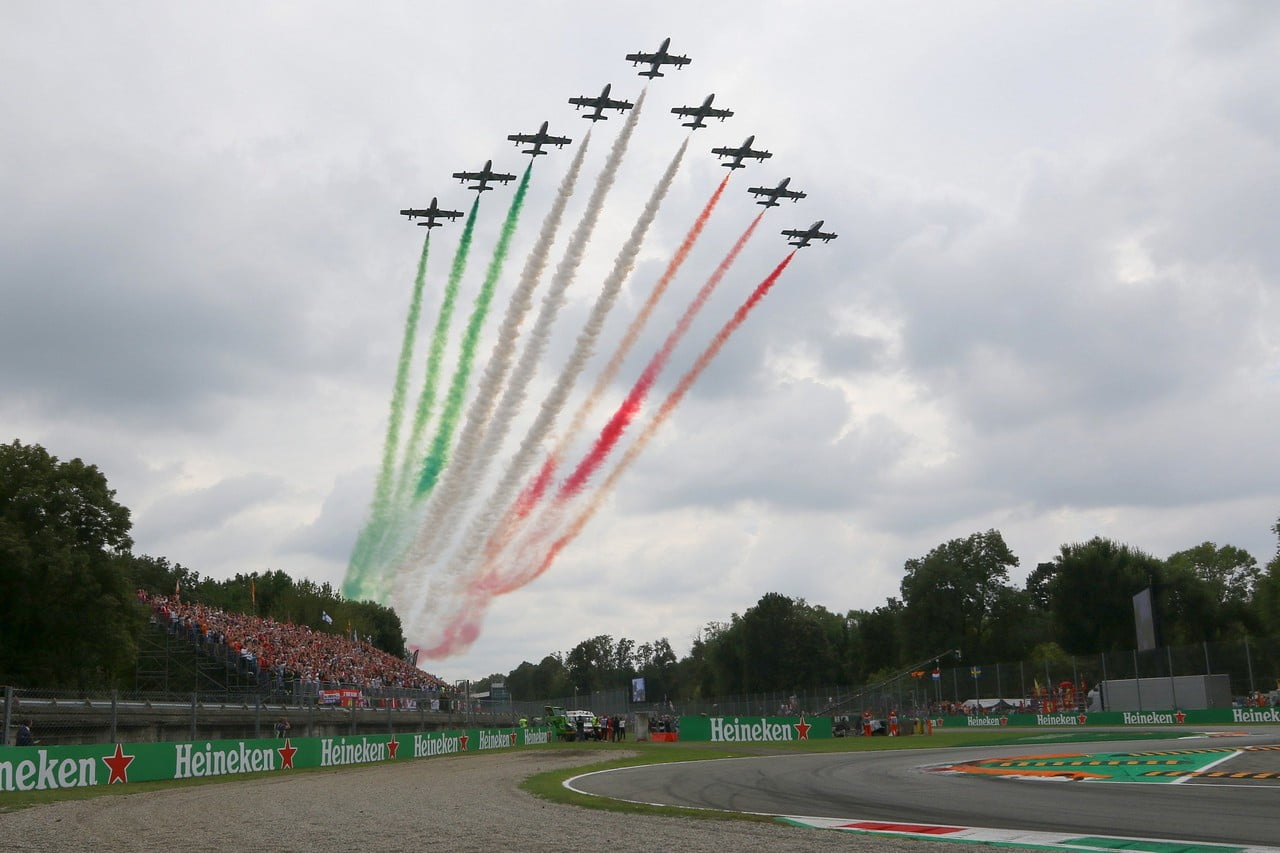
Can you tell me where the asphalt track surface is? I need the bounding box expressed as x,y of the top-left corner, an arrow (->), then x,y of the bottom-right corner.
568,730 -> 1280,848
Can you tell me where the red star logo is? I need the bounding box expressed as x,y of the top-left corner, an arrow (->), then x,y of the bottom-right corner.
103,743 -> 134,784
1175,710 -> 1186,724
793,718 -> 812,740
509,733 -> 518,747
999,716 -> 1009,726
387,737 -> 399,759
277,738 -> 297,770
459,734 -> 469,751
1077,714 -> 1088,725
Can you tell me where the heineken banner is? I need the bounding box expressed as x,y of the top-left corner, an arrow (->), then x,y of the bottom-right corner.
677,715 -> 832,743
933,707 -> 1280,729
0,726 -> 552,793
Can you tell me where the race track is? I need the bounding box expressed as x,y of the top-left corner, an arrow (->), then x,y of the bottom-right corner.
567,730 -> 1280,848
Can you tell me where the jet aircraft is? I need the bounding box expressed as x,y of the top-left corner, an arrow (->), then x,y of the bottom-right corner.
625,37 -> 691,78
711,135 -> 772,170
748,177 -> 807,208
782,220 -> 838,248
568,83 -> 634,121
451,160 -> 517,193
507,121 -> 572,157
399,197 -> 465,228
670,93 -> 734,130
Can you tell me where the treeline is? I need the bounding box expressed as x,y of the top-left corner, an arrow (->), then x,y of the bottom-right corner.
479,526 -> 1280,702
7,438 -> 1280,702
0,439 -> 406,690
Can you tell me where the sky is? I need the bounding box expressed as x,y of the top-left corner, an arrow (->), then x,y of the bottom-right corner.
3,1 -> 1278,685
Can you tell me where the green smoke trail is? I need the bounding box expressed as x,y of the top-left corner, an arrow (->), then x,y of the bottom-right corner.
343,234 -> 431,599
418,165 -> 532,496
394,198 -> 480,506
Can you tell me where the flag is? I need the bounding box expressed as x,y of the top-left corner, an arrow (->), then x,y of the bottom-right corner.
322,611 -> 333,624
251,579 -> 256,607
174,577 -> 180,598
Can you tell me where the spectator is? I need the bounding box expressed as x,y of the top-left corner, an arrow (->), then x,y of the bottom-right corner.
16,719 -> 35,747
274,716 -> 291,738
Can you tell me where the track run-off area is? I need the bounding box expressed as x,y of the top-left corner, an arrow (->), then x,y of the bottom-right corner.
566,728 -> 1280,851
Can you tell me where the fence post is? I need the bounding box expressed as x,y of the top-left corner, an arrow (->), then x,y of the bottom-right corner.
1133,650 -> 1143,711
110,690 -> 118,743
254,699 -> 261,739
2,686 -> 12,746
1167,646 -> 1178,709
1203,641 -> 1212,675
191,693 -> 198,741
1245,637 -> 1255,694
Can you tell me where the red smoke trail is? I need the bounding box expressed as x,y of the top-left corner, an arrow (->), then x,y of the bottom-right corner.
485,251 -> 797,596
558,211 -> 765,499
483,172 -> 733,560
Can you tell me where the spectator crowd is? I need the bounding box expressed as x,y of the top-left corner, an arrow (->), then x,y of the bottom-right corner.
140,591 -> 448,697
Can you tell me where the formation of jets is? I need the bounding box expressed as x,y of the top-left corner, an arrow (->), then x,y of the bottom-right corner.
671,93 -> 733,130
400,197 -> 464,228
400,37 -> 836,249
568,83 -> 634,122
626,37 -> 691,78
507,121 -> 572,158
452,160 -> 517,193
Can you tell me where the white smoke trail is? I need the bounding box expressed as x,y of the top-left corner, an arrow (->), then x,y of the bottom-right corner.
397,90 -> 649,633
387,132 -> 593,601
407,115 -> 689,649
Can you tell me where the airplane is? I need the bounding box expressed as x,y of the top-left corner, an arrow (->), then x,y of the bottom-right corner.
507,121 -> 572,157
711,135 -> 772,170
748,177 -> 807,208
451,160 -> 517,193
670,93 -> 734,130
625,37 -> 691,78
399,197 -> 464,228
568,83 -> 634,121
782,220 -> 838,248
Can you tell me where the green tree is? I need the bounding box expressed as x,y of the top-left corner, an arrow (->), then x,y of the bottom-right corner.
0,440 -> 141,688
899,530 -> 1019,661
1047,537 -> 1164,653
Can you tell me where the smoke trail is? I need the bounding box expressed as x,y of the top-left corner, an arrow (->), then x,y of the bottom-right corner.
342,233 -> 430,600
440,131 -> 689,606
559,210 -> 765,500
405,100 -> 688,642
455,134 -> 688,581
417,165 -> 532,496
396,91 -> 652,629
395,199 -> 480,505
394,132 -> 593,598
502,170 -> 733,527
482,251 -> 797,604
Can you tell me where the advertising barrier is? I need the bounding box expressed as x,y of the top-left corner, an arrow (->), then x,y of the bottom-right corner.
676,715 -> 832,743
932,707 -> 1280,729
0,726 -> 552,793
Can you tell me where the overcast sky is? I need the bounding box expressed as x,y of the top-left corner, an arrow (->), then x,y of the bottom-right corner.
3,2 -> 1278,685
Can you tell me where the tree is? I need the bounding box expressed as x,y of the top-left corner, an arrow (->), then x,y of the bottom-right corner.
899,530 -> 1019,661
1046,537 -> 1164,653
0,440 -> 141,688
1164,542 -> 1260,639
